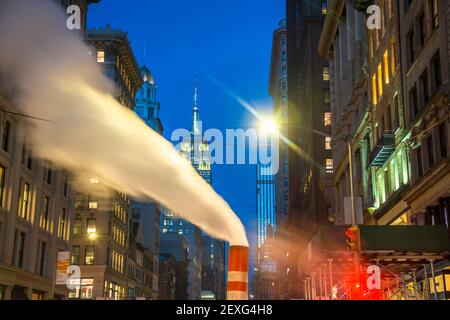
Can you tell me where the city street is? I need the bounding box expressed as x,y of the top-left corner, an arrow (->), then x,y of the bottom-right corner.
0,0 -> 449,305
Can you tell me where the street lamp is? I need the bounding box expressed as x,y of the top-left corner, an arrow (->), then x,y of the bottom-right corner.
258,117 -> 279,135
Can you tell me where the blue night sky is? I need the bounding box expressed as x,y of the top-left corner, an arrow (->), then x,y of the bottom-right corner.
88,0 -> 285,264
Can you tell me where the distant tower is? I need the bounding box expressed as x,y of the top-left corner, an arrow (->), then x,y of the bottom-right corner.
134,65 -> 163,134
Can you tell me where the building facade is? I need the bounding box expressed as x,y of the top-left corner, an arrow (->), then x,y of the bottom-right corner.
0,0 -> 99,300
267,19 -> 290,300
315,0 -> 450,299
130,65 -> 164,299
159,234 -> 189,300
285,0 -> 332,299
69,26 -> 143,300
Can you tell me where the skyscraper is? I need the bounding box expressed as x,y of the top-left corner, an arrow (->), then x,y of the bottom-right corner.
254,163 -> 277,299
161,81 -> 226,300
285,0 -> 331,299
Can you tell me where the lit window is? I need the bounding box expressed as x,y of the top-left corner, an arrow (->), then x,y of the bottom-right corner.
325,137 -> 332,150
97,50 -> 105,63
372,74 -> 378,106
87,219 -> 96,238
377,63 -> 383,98
85,246 -> 95,265
19,182 -> 30,220
90,177 -> 99,184
321,1 -> 327,14
391,40 -> 396,76
324,112 -> 332,126
326,158 -> 333,174
322,66 -> 330,81
383,50 -> 390,84
88,201 -> 98,209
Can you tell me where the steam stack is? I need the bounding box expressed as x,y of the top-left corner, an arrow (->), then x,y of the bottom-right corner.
227,245 -> 249,300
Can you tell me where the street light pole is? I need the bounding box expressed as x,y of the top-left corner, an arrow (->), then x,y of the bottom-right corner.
347,137 -> 361,292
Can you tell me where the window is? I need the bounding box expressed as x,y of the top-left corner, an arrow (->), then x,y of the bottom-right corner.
283,177 -> 288,186
325,137 -> 332,150
377,63 -> 383,98
391,40 -> 396,75
419,12 -> 426,48
383,50 -> 390,84
372,74 -> 378,105
32,290 -> 44,301
69,278 -> 94,300
0,165 -> 5,208
73,219 -> 82,235
322,66 -> 330,81
407,29 -> 415,66
321,1 -> 327,14
324,112 -> 332,126
87,219 -> 96,238
431,0 -> 438,29
438,123 -> 447,158
427,135 -> 434,168
45,167 -> 52,185
40,196 -> 50,231
323,88 -> 330,104
409,85 -> 419,119
58,208 -> 67,240
283,191 -> 289,201
85,245 -> 95,265
431,52 -> 441,91
22,145 -> 33,170
419,69 -> 429,106
417,146 -> 423,177
16,231 -> 26,268
2,121 -> 10,152
71,246 -> 81,265
89,177 -> 99,184
326,159 -> 333,174
39,242 -> 46,276
88,201 -> 98,209
97,50 -> 105,63
18,181 -> 30,220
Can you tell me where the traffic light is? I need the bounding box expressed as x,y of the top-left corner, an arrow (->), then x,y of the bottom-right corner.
345,226 -> 360,251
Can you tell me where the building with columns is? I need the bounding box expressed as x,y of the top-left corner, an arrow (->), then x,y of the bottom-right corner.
315,0 -> 450,300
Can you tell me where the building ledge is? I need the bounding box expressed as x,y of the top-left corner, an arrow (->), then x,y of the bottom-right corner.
318,0 -> 346,58
403,159 -> 450,206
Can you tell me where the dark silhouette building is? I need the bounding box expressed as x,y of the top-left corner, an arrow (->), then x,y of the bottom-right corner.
285,0 -> 332,299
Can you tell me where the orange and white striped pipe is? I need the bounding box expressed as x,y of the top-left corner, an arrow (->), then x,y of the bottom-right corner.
227,245 -> 249,300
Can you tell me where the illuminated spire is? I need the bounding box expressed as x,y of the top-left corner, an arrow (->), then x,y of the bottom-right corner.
193,78 -> 199,111
192,79 -> 200,134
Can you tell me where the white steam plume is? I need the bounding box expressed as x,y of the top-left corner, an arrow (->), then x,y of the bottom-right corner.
0,0 -> 248,246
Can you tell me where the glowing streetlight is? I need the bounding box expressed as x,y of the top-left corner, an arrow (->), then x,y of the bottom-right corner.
258,117 -> 279,135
